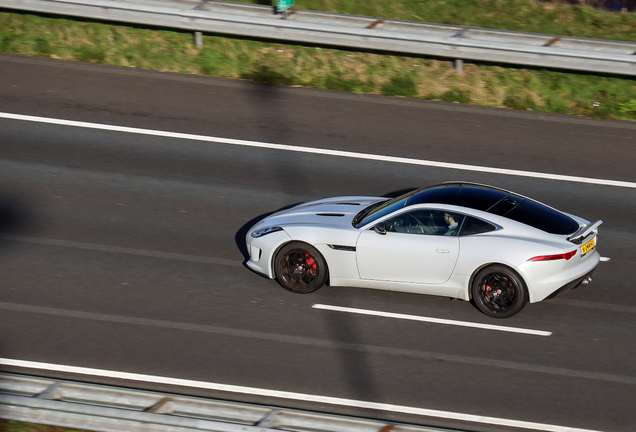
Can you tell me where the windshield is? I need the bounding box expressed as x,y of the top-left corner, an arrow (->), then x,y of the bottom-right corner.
353,190 -> 418,228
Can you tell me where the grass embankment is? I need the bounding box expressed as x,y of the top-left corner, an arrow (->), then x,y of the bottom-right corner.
0,419 -> 88,432
244,0 -> 636,41
1,0 -> 636,119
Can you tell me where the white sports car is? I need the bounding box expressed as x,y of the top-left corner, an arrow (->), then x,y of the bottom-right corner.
245,182 -> 602,318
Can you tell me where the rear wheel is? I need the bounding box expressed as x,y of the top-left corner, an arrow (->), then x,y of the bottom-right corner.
472,265 -> 528,318
274,242 -> 328,294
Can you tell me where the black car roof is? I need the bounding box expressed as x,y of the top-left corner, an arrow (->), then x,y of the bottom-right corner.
408,182 -> 579,235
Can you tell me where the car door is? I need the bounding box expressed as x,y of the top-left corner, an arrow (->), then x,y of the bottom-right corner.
355,209 -> 462,284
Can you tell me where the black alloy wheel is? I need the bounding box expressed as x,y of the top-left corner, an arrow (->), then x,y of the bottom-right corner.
274,242 -> 328,294
472,265 -> 528,318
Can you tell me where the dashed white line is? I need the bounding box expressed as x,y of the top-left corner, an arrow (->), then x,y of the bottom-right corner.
0,358 -> 604,432
313,304 -> 552,336
2,112 -> 636,189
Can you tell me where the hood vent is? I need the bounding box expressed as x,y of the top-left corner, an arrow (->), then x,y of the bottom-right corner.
332,202 -> 361,206
316,213 -> 346,217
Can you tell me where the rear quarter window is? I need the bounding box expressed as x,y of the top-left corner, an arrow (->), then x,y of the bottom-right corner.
459,216 -> 497,236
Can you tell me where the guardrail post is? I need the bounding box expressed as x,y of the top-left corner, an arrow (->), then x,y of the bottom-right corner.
194,31 -> 203,48
455,59 -> 463,74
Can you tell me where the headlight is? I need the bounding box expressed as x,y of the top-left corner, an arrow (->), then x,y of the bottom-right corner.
251,226 -> 284,238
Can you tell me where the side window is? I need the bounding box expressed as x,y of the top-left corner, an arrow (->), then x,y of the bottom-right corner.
459,216 -> 497,236
436,211 -> 464,236
385,210 -> 426,234
385,210 -> 464,236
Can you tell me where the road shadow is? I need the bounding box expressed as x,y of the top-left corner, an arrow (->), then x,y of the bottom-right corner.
243,82 -> 318,199
0,193 -> 34,247
315,289 -> 386,417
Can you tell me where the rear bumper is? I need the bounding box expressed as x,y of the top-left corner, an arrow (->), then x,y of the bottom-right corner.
544,268 -> 596,300
521,249 -> 600,303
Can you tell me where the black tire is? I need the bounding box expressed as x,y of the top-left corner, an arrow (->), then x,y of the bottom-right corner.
471,265 -> 528,319
274,242 -> 328,294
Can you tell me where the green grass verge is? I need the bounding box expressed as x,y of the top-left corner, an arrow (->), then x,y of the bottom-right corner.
0,419 -> 90,432
1,1 -> 636,120
248,0 -> 636,42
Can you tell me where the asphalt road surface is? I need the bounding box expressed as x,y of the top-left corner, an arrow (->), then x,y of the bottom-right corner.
1,53 -> 635,432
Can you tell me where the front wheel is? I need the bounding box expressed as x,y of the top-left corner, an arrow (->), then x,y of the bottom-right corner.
274,242 -> 328,294
472,265 -> 528,318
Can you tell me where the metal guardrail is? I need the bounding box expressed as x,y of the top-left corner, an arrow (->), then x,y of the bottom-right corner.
2,0 -> 636,75
0,373 -> 455,432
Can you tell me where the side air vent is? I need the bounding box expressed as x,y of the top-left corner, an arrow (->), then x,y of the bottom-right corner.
328,245 -> 356,252
316,213 -> 346,217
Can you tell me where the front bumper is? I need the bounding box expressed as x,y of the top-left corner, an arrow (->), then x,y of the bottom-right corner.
245,228 -> 292,278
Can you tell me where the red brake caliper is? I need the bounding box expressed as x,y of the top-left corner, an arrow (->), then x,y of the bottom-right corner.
486,285 -> 493,298
305,254 -> 317,276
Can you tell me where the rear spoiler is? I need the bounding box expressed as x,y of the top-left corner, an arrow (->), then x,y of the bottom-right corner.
568,220 -> 602,244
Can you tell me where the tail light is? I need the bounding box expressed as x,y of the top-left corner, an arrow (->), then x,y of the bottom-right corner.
529,250 -> 577,261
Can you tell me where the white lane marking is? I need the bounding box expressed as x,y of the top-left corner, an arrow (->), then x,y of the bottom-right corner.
2,112 -> 636,189
600,257 -> 611,262
313,304 -> 552,336
0,358 -> 604,432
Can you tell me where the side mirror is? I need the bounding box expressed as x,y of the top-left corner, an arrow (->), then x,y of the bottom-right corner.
372,222 -> 386,235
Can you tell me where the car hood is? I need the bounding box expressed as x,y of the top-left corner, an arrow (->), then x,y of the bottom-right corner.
260,196 -> 384,229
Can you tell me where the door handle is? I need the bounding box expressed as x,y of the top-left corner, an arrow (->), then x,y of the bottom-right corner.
436,249 -> 450,254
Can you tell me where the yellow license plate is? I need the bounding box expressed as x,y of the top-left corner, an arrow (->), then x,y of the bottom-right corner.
581,237 -> 596,256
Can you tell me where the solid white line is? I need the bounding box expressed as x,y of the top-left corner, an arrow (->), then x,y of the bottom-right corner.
2,112 -> 636,189
0,358 -> 603,432
312,304 -> 552,336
